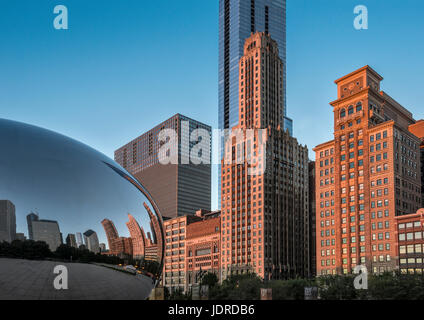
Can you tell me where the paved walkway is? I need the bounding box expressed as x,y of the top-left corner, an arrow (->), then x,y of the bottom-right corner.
0,258 -> 154,300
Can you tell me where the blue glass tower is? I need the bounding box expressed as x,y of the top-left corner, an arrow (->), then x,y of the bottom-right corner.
218,0 -> 287,206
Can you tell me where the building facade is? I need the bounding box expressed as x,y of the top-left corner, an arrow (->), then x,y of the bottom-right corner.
219,0 -> 287,131
83,229 -> 100,253
66,233 -> 77,248
218,0 -> 289,206
26,212 -> 38,241
126,213 -> 147,259
30,216 -> 62,251
163,214 -> 200,292
220,33 -> 310,281
0,200 -> 16,243
314,66 -> 422,275
308,161 -> 317,277
162,210 -> 221,292
115,114 -> 211,218
395,209 -> 424,274
15,233 -> 26,241
186,213 -> 221,290
76,232 -> 83,247
408,120 -> 424,207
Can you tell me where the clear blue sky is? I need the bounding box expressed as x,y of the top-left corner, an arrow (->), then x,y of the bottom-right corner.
1,0 -> 423,211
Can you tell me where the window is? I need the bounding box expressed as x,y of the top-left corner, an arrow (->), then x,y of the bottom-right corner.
340,109 -> 346,118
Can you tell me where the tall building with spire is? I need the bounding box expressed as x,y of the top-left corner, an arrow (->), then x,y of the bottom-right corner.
220,32 -> 310,280
218,0 -> 289,207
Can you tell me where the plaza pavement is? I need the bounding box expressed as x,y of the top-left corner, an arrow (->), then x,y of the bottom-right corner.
0,258 -> 154,300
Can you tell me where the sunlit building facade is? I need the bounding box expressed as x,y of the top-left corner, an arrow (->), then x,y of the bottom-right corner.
395,209 -> 424,274
218,0 -> 289,206
314,66 -> 422,275
220,32 -> 310,281
115,114 -> 211,219
186,211 -> 221,290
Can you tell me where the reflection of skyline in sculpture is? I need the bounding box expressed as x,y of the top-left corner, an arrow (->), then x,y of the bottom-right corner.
0,119 -> 161,248
0,118 -> 164,284
0,200 -> 16,243
26,213 -> 62,251
126,214 -> 146,259
100,208 -> 163,262
83,229 -> 100,253
66,233 -> 77,248
76,232 -> 84,247
26,212 -> 38,240
101,218 -> 133,258
144,202 -> 163,262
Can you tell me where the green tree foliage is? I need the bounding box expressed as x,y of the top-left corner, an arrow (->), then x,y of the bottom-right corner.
317,275 -> 358,300
367,272 -> 424,300
209,274 -> 263,300
268,279 -> 313,300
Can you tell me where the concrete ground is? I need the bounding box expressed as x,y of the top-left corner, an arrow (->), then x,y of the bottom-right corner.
0,258 -> 154,300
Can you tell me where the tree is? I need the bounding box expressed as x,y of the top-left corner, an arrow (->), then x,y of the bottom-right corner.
201,272 -> 219,288
317,275 -> 358,300
209,273 -> 263,300
268,278 -> 314,300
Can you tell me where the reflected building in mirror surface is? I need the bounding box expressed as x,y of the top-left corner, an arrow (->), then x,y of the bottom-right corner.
0,200 -> 16,243
83,229 -> 100,253
0,118 -> 164,299
27,213 -> 62,251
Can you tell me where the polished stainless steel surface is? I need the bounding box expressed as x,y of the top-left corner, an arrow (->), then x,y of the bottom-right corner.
0,119 -> 163,300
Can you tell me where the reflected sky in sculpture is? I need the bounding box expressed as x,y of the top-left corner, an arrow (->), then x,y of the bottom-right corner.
0,118 -> 163,252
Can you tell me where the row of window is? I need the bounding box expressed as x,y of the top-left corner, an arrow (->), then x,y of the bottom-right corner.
398,232 -> 424,241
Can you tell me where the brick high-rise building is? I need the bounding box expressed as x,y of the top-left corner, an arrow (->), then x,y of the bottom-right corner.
126,213 -> 147,259
408,120 -> 424,207
220,32 -> 310,281
395,209 -> 424,274
101,218 -> 135,258
314,66 -> 422,275
101,218 -> 120,254
162,210 -> 220,293
186,211 -> 221,290
162,214 -> 201,292
115,114 -> 211,219
218,0 -> 291,207
308,161 -> 317,277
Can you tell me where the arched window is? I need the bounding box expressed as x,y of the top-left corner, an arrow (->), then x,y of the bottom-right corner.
356,102 -> 362,112
348,105 -> 354,115
340,108 -> 346,118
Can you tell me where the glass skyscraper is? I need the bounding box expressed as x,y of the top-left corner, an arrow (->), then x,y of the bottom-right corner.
219,0 -> 287,131
218,0 -> 288,205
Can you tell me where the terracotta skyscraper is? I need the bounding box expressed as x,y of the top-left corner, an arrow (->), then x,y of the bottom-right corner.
220,32 -> 311,280
314,66 -> 422,275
